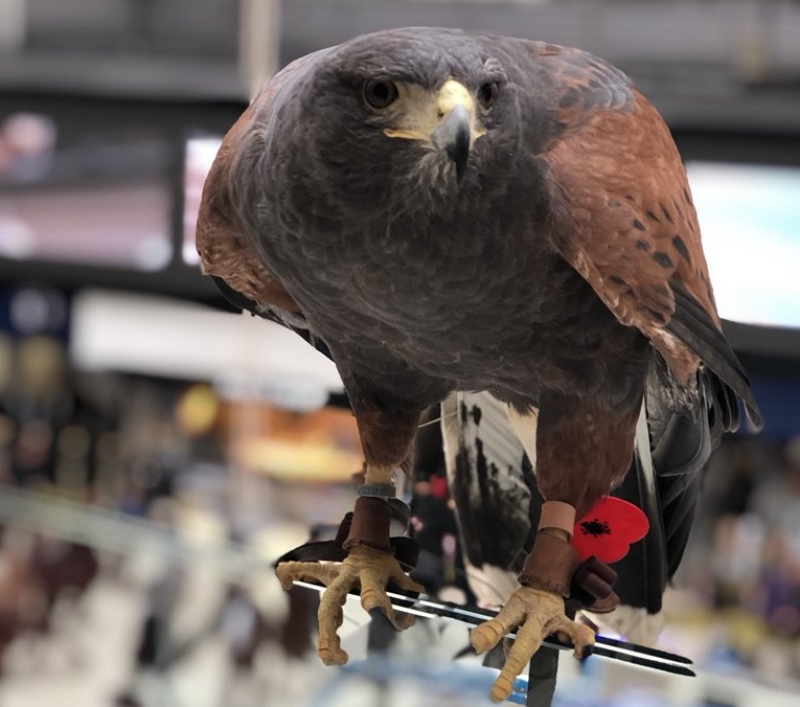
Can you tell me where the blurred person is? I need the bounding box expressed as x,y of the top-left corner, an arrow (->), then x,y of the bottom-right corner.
757,532 -> 800,639
709,513 -> 766,610
29,534 -> 100,625
717,444 -> 758,517
7,336 -> 72,486
219,585 -> 270,671
0,113 -> 56,183
749,438 -> 800,538
409,478 -> 459,596
0,529 -> 45,674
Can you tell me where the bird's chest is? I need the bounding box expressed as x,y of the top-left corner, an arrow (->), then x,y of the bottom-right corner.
259,190 -> 642,399
294,222 -> 607,364
297,216 -> 551,334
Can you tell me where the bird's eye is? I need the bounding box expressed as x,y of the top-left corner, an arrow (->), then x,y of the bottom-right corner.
363,80 -> 399,109
477,81 -> 499,109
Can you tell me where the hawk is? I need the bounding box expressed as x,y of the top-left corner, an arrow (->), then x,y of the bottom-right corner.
197,28 -> 760,701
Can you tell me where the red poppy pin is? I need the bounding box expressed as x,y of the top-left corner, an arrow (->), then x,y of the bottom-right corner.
571,496 -> 649,564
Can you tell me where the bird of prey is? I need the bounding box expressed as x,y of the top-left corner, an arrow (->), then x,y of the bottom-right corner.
196,27 -> 760,702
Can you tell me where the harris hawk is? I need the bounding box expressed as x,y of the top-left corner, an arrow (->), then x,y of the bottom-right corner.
196,28 -> 760,702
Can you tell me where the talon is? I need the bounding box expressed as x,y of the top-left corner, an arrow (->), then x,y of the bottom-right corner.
319,641 -> 348,665
470,623 -> 503,655
275,562 -> 300,591
572,624 -> 596,659
318,601 -> 348,664
275,560 -> 339,591
552,613 -> 596,659
393,612 -> 416,631
490,675 -> 514,703
471,586 -> 597,702
275,546 -> 420,667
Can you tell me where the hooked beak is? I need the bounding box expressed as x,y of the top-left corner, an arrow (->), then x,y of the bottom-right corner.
431,104 -> 471,183
382,80 -> 484,184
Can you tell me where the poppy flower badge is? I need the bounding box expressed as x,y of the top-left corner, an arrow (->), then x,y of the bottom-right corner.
571,496 -> 649,564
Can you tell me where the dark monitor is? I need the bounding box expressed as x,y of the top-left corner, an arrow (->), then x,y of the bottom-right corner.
0,110 -> 173,271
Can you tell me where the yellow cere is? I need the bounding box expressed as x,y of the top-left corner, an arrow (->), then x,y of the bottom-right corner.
383,79 -> 486,143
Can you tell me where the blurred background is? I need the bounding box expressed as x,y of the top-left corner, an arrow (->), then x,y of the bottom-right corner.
0,1 -> 798,706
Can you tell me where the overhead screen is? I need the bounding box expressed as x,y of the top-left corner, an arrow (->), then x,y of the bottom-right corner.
0,111 -> 173,271
686,161 -> 800,331
183,140 -> 799,331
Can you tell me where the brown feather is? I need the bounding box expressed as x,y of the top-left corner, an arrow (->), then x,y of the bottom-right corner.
543,91 -> 716,386
196,67 -> 307,313
529,42 -> 636,123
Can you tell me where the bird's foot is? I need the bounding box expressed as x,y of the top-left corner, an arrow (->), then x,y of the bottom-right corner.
276,545 -> 424,665
471,586 -> 596,703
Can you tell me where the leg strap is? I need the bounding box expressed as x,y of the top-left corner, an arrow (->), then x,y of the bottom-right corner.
274,497 -> 418,572
518,531 -> 579,597
519,530 -> 621,612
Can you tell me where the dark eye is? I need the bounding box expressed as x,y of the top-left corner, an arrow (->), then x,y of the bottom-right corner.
363,80 -> 399,109
477,81 -> 499,109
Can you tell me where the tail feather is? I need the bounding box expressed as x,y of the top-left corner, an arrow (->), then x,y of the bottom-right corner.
667,281 -> 761,429
437,391 -> 675,616
433,374 -> 720,623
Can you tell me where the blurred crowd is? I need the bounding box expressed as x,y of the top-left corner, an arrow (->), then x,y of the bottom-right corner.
0,309 -> 324,706
0,294 -> 798,702
674,437 -> 800,683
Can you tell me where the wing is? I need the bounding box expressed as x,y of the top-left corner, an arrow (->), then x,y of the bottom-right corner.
197,105 -> 298,316
611,361 -> 716,615
196,52 -> 331,330
529,43 -> 760,429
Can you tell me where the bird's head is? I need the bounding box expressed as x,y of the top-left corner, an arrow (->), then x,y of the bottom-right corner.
282,29 -> 524,214
370,76 -> 488,184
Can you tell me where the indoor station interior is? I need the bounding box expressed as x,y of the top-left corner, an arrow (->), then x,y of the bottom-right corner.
0,2 -> 798,706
